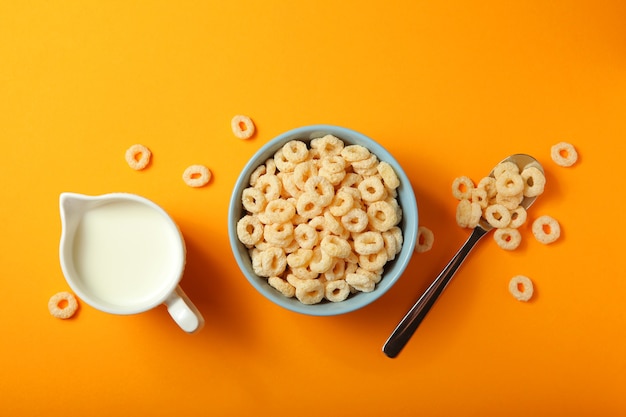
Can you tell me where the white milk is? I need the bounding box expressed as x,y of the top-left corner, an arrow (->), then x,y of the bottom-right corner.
72,200 -> 180,307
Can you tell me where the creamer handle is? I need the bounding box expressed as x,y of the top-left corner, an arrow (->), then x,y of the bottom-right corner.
164,286 -> 204,333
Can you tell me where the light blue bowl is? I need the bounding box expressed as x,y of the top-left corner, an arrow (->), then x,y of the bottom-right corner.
228,125 -> 418,316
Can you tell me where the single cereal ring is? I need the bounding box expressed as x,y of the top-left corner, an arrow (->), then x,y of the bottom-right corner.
292,161 -> 319,191
125,144 -> 152,170
273,149 -> 296,173
321,155 -> 346,174
309,247 -> 334,274
304,176 -> 334,207
263,222 -> 294,247
471,187 -> 489,209
268,276 -> 296,298
496,192 -> 524,211
341,144 -> 370,162
249,164 -> 266,187
508,275 -> 534,302
259,246 -> 287,277
415,226 -> 434,253
377,161 -> 400,190
281,173 -> 302,199
367,200 -> 398,232
456,199 -> 482,229
320,235 -> 352,258
509,206 -> 528,229
477,176 -> 497,199
323,258 -> 346,281
48,291 -> 78,319
494,228 -> 522,250
294,279 -> 325,305
532,215 -> 561,244
324,279 -> 351,302
358,176 -> 386,203
294,223 -> 319,249
286,248 -> 314,269
290,266 -> 319,280
353,231 -> 384,255
351,153 -> 378,172
318,167 -> 346,186
339,173 -> 363,189
265,158 -> 277,176
282,140 -> 309,163
236,215 -> 264,247
296,192 -> 324,219
311,134 -> 344,156
358,249 -> 388,272
346,272 -> 375,293
242,187 -> 267,214
452,176 -> 474,200
255,174 -> 282,201
484,204 -> 512,228
323,210 -> 346,237
231,115 -> 255,139
495,171 -> 524,197
493,161 -> 520,178
264,199 -> 296,224
183,164 -> 211,188
551,141 -> 578,167
521,166 -> 546,197
356,267 -> 382,284
382,230 -> 398,260
341,207 -> 369,233
328,191 -> 354,219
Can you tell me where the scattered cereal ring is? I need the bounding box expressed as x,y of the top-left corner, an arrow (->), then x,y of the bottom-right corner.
125,144 -> 151,170
532,215 -> 561,244
452,176 -> 474,200
48,291 -> 78,319
183,164 -> 211,188
268,276 -> 296,298
236,215 -> 264,247
231,115 -> 255,139
494,228 -> 522,250
415,226 -> 434,253
551,142 -> 578,167
521,166 -> 546,197
324,280 -> 351,302
508,275 -> 534,301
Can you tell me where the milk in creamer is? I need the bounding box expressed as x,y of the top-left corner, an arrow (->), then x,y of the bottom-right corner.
72,200 -> 181,307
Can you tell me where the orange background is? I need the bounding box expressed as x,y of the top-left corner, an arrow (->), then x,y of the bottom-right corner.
1,1 -> 625,415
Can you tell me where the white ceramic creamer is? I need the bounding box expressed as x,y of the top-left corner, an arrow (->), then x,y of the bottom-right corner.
59,192 -> 204,333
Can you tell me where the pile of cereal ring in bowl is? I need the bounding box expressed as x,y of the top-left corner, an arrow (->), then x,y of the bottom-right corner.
228,125 -> 418,316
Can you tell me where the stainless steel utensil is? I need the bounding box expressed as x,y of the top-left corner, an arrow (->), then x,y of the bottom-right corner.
383,154 -> 543,358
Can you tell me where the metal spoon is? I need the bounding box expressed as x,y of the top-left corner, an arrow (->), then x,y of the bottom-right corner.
383,154 -> 543,358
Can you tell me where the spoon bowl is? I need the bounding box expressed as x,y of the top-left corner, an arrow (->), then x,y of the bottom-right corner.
383,154 -> 543,358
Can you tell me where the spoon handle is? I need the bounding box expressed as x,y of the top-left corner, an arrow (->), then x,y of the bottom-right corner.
383,226 -> 489,358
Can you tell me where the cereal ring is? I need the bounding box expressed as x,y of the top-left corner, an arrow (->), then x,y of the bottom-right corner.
264,199 -> 296,224
456,199 -> 482,229
318,167 -> 346,186
521,166 -> 546,197
256,174 -> 282,201
311,134 -> 344,156
294,223 -> 319,249
382,230 -> 398,260
231,115 -> 255,139
328,190 -> 354,217
494,228 -> 522,250
377,161 -> 400,190
293,161 -> 319,191
471,187 -> 489,209
415,226 -> 434,253
341,144 -> 370,162
477,176 -> 497,199
249,164 -> 266,187
323,258 -> 346,281
358,249 -> 388,272
353,231 -> 384,255
495,192 -> 524,210
339,173 -> 363,189
452,176 -> 474,200
273,149 -> 296,173
286,248 -> 314,269
294,279 -> 325,305
263,222 -> 294,247
125,144 -> 151,170
493,161 -> 520,178
296,192 -> 324,219
321,155 -> 346,174
265,158 -> 277,176
358,176 -> 386,203
532,215 -> 561,244
356,267 -> 382,284
309,247 -> 333,274
341,207 -> 369,233
324,279 -> 350,302
321,235 -> 352,258
351,153 -> 378,172
484,204 -> 512,228
183,164 -> 211,187
280,140 -> 308,164
367,201 -> 398,232
551,142 -> 578,167
242,187 -> 267,214
323,210 -> 345,236
260,247 -> 287,277
508,275 -> 534,302
509,206 -> 527,229
495,171 -> 524,197
346,272 -> 375,293
236,215 -> 264,247
290,266 -> 319,280
304,176 -> 334,207
48,291 -> 78,319
268,276 -> 296,298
